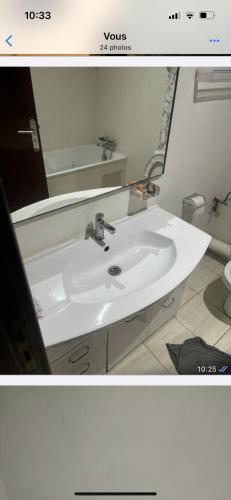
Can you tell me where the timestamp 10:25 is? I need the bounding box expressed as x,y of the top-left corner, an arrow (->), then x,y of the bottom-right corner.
197,366 -> 217,373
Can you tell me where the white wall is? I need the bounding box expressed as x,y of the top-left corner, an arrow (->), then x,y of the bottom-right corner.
158,67 -> 231,245
15,189 -> 129,258
209,202 -> 231,244
97,68 -> 167,181
0,387 -> 231,500
31,68 -> 98,151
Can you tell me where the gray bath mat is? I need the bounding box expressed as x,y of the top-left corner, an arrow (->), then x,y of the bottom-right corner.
166,336 -> 231,375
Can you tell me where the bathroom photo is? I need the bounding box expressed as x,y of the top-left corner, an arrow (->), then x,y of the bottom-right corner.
0,66 -> 231,374
0,385 -> 231,500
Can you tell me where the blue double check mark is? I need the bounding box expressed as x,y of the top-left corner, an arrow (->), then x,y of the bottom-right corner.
218,365 -> 229,373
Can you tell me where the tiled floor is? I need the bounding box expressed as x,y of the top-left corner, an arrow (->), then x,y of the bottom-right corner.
110,252 -> 231,374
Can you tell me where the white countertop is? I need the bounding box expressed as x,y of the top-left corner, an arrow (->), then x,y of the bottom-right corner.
25,205 -> 211,348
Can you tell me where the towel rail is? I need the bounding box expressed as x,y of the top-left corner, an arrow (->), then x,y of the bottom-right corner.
194,68 -> 231,102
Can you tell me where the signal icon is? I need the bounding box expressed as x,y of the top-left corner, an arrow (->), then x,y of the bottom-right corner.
169,12 -> 181,20
186,12 -> 195,19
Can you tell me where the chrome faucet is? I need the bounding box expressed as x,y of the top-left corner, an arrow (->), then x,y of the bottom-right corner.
85,213 -> 116,247
97,136 -> 117,160
95,213 -> 116,240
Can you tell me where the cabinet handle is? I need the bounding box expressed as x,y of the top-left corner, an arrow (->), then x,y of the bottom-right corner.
126,315 -> 139,323
162,297 -> 175,308
68,346 -> 89,364
79,362 -> 90,374
126,306 -> 149,323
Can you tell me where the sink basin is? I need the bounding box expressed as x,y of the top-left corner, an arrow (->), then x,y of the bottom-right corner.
24,205 -> 211,347
63,230 -> 176,304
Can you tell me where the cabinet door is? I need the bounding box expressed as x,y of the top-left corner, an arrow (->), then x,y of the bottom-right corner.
147,282 -> 186,338
108,308 -> 149,370
51,341 -> 107,375
50,330 -> 107,374
46,329 -> 107,364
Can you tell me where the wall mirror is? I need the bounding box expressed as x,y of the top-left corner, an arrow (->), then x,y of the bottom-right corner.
0,67 -> 178,223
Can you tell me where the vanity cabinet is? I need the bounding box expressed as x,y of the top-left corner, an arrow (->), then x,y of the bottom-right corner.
107,307 -> 150,370
107,282 -> 186,371
46,282 -> 186,374
47,329 -> 107,375
146,281 -> 186,337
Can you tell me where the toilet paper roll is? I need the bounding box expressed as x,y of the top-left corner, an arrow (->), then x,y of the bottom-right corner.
194,206 -> 205,215
182,193 -> 206,222
183,193 -> 207,210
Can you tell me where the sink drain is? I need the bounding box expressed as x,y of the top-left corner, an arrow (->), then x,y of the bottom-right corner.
108,265 -> 122,276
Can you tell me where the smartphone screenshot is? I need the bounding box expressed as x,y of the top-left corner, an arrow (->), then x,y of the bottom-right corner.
0,2 -> 230,376
0,5 -> 231,500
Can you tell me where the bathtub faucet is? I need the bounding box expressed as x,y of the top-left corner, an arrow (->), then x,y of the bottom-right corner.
97,136 -> 117,160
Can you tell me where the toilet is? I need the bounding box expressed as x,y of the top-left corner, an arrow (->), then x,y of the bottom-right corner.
223,261 -> 231,318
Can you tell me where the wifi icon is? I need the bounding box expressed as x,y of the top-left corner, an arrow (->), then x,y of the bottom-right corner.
186,12 -> 195,19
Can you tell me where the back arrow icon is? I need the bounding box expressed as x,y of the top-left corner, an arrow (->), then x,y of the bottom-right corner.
5,35 -> 13,47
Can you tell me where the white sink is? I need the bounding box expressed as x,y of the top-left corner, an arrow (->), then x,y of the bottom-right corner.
64,230 -> 176,303
25,205 -> 211,348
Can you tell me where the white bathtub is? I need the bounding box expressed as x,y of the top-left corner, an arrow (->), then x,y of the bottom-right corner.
43,144 -> 127,197
43,144 -> 127,178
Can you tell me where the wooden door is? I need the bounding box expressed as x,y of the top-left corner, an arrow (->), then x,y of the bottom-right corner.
0,182 -> 50,374
0,68 -> 48,212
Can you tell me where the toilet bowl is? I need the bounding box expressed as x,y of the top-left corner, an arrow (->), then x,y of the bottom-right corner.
223,261 -> 231,318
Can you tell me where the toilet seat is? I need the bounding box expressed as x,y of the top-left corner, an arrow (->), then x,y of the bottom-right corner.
223,261 -> 231,291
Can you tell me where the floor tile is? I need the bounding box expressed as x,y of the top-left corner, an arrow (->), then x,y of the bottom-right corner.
180,285 -> 197,307
109,252 -> 229,374
176,294 -> 230,344
145,317 -> 194,374
187,263 -> 218,293
109,344 -> 166,375
215,329 -> 231,355
202,254 -> 225,276
201,276 -> 229,312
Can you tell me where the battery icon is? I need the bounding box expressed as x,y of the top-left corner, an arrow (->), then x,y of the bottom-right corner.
199,11 -> 215,19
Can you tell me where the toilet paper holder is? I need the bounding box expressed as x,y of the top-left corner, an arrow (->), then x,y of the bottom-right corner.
183,193 -> 207,210
182,193 -> 207,223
